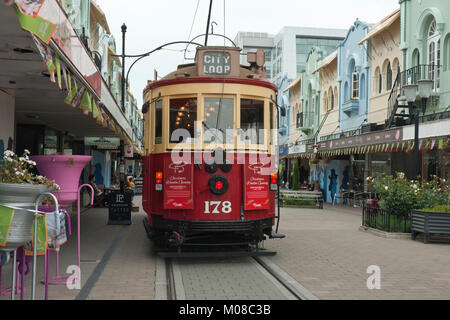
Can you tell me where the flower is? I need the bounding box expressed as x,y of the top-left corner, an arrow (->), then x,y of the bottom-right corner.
24,149 -> 30,155
384,186 -> 388,191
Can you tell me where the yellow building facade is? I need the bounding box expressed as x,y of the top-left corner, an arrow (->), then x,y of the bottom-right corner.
359,9 -> 402,126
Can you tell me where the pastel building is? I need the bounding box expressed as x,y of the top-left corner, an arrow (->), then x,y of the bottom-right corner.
337,20 -> 372,132
315,51 -> 339,140
359,9 -> 402,127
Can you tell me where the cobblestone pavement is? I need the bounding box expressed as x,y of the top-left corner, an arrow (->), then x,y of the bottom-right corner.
174,257 -> 295,300
265,204 -> 450,300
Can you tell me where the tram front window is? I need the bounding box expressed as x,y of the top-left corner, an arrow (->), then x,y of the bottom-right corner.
240,98 -> 265,145
169,98 -> 197,143
203,98 -> 234,143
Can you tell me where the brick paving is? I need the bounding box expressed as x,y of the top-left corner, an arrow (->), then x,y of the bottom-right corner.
176,257 -> 293,300
265,205 -> 450,300
2,197 -> 450,300
0,196 -> 156,300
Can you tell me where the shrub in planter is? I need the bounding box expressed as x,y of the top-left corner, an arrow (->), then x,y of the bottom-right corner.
368,173 -> 449,215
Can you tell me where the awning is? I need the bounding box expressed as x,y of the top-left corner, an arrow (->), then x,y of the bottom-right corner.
313,50 -> 337,74
90,1 -> 111,34
282,77 -> 301,93
358,8 -> 400,45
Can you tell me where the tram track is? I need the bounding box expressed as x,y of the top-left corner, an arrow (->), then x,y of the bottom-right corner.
160,255 -> 318,301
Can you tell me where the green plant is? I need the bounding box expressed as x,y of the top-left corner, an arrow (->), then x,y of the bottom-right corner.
0,150 -> 60,190
283,199 -> 317,206
368,172 -> 449,214
420,205 -> 450,213
292,161 -> 300,190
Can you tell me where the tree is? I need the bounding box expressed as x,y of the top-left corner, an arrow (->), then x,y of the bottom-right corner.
292,161 -> 300,190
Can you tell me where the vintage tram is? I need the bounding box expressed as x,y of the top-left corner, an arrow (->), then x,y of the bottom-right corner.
141,46 -> 284,250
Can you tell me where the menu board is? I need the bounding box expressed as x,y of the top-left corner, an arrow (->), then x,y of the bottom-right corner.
108,192 -> 131,225
163,161 -> 193,210
244,163 -> 270,210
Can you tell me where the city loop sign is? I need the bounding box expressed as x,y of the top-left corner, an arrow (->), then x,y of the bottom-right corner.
203,52 -> 231,75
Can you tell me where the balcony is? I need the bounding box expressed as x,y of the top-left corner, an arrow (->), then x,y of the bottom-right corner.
342,99 -> 359,116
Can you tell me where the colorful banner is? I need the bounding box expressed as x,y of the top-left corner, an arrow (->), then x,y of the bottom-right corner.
14,4 -> 55,44
0,205 -> 15,247
24,214 -> 47,256
80,91 -> 92,115
15,0 -> 46,18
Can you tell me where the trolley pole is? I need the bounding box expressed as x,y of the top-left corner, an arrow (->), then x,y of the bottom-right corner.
121,23 -> 127,113
204,0 -> 213,46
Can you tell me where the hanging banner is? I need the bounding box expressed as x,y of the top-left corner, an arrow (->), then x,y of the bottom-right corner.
15,0 -> 46,18
55,55 -> 62,89
0,205 -> 15,247
71,85 -> 86,108
24,215 -> 48,256
14,4 -> 55,44
80,91 -> 92,115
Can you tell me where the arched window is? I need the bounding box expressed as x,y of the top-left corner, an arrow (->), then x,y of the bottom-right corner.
352,66 -> 359,99
329,87 -> 334,110
360,74 -> 365,99
323,92 -> 328,113
375,67 -> 381,94
386,62 -> 392,90
445,35 -> 450,71
427,18 -> 440,91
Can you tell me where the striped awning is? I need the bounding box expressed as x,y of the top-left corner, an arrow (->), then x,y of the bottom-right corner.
358,8 -> 400,45
282,77 -> 301,93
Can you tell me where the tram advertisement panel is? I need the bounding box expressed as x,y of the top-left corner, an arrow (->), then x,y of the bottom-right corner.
244,163 -> 270,210
163,160 -> 194,210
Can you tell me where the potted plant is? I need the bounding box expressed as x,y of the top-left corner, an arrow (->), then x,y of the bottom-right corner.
31,155 -> 92,208
0,150 -> 60,252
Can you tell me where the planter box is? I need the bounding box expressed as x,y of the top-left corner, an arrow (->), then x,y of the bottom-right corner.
411,210 -> 450,244
0,183 -> 50,252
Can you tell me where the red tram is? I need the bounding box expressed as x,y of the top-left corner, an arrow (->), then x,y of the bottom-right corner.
141,46 -> 284,250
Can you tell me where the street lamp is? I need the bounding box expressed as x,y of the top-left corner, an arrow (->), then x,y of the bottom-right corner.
403,80 -> 433,179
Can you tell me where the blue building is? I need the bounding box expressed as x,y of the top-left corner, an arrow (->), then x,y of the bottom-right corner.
277,74 -> 292,150
337,19 -> 371,132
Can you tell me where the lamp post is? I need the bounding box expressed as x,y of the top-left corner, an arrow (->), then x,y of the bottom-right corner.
402,79 -> 434,179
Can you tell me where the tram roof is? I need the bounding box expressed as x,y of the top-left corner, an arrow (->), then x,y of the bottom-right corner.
144,46 -> 277,93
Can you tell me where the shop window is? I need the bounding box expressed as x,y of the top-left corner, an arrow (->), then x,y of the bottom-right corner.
169,98 -> 197,143
240,99 -> 264,145
203,98 -> 234,143
154,100 -> 162,144
371,153 -> 391,178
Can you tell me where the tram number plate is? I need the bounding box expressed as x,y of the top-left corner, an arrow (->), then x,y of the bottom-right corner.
204,201 -> 232,214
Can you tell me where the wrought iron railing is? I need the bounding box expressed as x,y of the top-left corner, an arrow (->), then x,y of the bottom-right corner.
362,204 -> 411,233
386,71 -> 402,128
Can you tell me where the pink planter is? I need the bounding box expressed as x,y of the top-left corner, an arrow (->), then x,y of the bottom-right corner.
31,155 -> 92,208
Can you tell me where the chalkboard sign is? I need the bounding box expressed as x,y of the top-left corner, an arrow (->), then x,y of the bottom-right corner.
134,177 -> 143,195
108,192 -> 132,225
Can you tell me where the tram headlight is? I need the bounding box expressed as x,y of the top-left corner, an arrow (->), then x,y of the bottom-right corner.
208,175 -> 229,195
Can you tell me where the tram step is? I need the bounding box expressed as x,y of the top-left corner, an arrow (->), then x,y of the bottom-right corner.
270,230 -> 286,239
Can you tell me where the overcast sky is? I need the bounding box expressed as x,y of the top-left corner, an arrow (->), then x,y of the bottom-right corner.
96,0 -> 399,107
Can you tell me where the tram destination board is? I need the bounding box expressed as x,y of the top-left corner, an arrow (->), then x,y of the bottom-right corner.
108,192 -> 132,225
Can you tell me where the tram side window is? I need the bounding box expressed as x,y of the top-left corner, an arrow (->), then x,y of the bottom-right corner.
155,100 -> 162,144
203,98 -> 234,144
169,98 -> 197,143
240,99 -> 265,145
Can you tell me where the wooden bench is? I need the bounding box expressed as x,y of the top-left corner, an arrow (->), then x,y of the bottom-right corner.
278,190 -> 324,209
